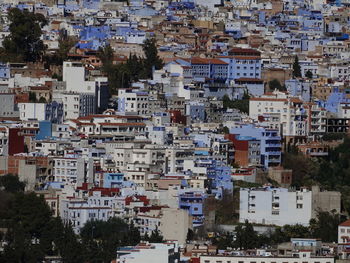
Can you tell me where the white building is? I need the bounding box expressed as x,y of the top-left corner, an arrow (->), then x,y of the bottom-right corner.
239,187 -> 312,226
338,219 -> 350,260
18,103 -> 46,121
52,92 -> 80,120
63,61 -> 96,94
338,219 -> 350,244
53,157 -> 86,184
200,254 -> 334,263
249,91 -> 308,137
118,89 -> 149,115
240,186 -> 340,226
60,191 -> 115,234
117,242 -> 180,263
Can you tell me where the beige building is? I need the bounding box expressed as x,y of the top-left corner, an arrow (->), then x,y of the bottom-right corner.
268,167 -> 292,187
160,208 -> 192,245
311,185 -> 341,218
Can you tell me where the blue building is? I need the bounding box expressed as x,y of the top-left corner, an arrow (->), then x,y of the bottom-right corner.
221,48 -> 262,81
36,121 -> 52,140
45,101 -> 64,124
179,190 -> 206,227
0,63 -> 10,80
185,102 -> 206,122
285,79 -> 311,102
77,25 -> 112,50
103,172 -> 125,188
82,0 -> 100,9
230,124 -> 281,168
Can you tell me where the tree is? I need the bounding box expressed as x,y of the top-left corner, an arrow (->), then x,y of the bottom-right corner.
141,38 -> 164,78
186,229 -> 195,242
56,33 -> 77,63
268,79 -> 286,91
233,220 -> 259,249
0,192 -> 52,262
0,174 -> 25,193
213,232 -> 234,249
292,55 -> 302,78
282,149 -> 319,187
44,32 -> 77,67
98,45 -> 132,94
126,54 -> 143,82
222,126 -> 229,134
305,70 -> 313,79
309,210 -> 343,242
80,218 -> 140,262
0,8 -> 47,62
98,44 -> 114,74
29,92 -> 37,103
222,92 -> 250,114
38,97 -> 47,103
148,227 -> 163,243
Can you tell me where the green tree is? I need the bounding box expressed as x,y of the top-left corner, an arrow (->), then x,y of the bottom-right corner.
80,218 -> 140,262
222,92 -> 250,114
233,220 -> 259,249
282,149 -> 319,187
292,55 -> 302,78
0,192 -> 52,262
148,226 -> 163,243
56,34 -> 77,63
98,44 -> 114,74
309,210 -> 343,242
29,92 -> 37,103
0,8 -> 47,62
222,126 -> 229,134
0,174 -> 25,193
126,54 -> 143,82
305,70 -> 313,79
213,232 -> 233,249
141,38 -> 164,78
186,228 -> 195,242
268,79 -> 286,91
38,97 -> 47,103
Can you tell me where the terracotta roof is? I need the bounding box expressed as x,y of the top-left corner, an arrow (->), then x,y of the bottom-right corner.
78,122 -> 96,126
232,55 -> 261,60
191,57 -> 228,65
250,98 -> 287,102
236,78 -> 263,82
99,122 -> 146,127
340,219 -> 350,227
78,114 -> 144,120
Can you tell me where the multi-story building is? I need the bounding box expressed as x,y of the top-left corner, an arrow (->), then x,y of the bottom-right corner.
221,47 -> 262,81
200,254 -> 334,263
179,190 -> 206,227
249,91 -> 308,143
229,124 -> 282,168
118,89 -> 149,115
225,134 -> 262,167
60,190 -> 116,233
240,186 -> 341,226
190,57 -> 229,81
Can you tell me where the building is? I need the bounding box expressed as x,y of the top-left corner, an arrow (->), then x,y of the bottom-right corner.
118,89 -> 149,115
199,254 -> 334,263
229,124 -> 281,168
239,186 -> 340,226
117,242 -> 180,263
338,219 -> 350,260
